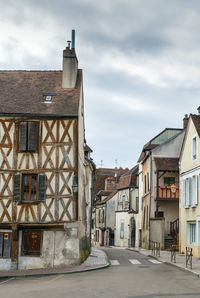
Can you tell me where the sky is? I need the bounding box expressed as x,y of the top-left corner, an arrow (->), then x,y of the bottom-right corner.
0,0 -> 200,169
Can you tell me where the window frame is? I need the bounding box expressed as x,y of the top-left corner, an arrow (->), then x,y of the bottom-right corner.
192,135 -> 197,162
0,232 -> 12,258
22,174 -> 38,202
18,121 -> 39,153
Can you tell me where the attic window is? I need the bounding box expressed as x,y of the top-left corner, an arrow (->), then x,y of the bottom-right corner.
43,93 -> 56,103
46,95 -> 52,101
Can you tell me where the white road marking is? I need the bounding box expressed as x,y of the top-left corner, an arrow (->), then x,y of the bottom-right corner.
148,259 -> 162,264
110,260 -> 120,266
129,259 -> 141,265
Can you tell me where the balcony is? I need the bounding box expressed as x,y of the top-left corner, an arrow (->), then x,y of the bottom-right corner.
155,186 -> 179,201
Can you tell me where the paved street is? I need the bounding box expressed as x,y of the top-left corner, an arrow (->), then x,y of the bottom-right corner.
1,247 -> 200,298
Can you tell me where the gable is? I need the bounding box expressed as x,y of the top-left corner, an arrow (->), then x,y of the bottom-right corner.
180,116 -> 199,173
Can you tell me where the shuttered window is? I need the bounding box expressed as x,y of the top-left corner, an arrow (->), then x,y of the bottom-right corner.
22,230 -> 42,256
13,174 -> 46,203
0,232 -> 12,258
18,121 -> 39,152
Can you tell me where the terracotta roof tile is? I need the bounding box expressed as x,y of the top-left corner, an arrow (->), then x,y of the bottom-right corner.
118,164 -> 139,189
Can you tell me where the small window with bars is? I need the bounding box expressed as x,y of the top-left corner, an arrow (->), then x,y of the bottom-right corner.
18,121 -> 39,153
0,232 -> 12,258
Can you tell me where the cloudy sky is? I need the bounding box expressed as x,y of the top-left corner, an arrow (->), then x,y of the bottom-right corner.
0,0 -> 200,169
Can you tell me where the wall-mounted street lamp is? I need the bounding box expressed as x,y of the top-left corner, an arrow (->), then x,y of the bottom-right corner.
171,184 -> 176,193
72,176 -> 78,194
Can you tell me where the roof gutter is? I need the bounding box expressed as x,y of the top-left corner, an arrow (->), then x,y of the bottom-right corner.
0,113 -> 78,118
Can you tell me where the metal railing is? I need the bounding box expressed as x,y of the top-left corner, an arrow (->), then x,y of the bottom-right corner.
186,247 -> 192,269
151,241 -> 160,257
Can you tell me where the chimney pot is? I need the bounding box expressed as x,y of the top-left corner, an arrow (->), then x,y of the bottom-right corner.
183,114 -> 189,129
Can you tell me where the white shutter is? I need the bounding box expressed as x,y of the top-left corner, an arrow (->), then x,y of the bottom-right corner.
189,177 -> 192,206
194,175 -> 198,205
186,178 -> 189,207
183,180 -> 186,207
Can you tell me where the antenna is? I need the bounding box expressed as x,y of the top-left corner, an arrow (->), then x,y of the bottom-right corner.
100,160 -> 104,168
72,29 -> 75,49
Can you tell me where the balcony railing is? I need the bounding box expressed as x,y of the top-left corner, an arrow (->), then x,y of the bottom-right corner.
155,186 -> 179,201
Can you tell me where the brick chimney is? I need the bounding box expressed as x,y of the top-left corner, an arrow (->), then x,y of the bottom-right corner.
105,176 -> 116,191
183,114 -> 189,129
62,30 -> 78,89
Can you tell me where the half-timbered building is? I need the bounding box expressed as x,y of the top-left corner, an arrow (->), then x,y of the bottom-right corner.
0,31 -> 92,270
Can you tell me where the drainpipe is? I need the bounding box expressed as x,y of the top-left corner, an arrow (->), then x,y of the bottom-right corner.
85,157 -> 96,245
148,152 -> 152,249
52,231 -> 56,268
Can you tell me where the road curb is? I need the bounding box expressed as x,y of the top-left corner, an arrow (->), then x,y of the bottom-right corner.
0,263 -> 110,279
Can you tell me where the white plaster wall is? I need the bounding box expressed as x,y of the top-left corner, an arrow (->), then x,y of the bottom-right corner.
115,212 -> 133,247
18,228 -> 80,270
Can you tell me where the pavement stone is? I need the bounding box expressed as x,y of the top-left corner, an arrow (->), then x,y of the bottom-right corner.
129,247 -> 200,277
0,247 -> 109,278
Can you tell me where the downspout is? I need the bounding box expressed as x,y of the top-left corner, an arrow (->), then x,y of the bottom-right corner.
85,157 -> 96,246
148,151 -> 152,249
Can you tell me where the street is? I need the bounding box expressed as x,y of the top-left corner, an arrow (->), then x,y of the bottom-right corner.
1,248 -> 200,298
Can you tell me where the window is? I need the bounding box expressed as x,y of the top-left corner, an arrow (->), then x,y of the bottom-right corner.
192,136 -> 197,160
96,230 -> 99,242
164,177 -> 175,186
22,230 -> 42,256
136,197 -> 139,212
0,232 -> 11,258
141,196 -> 143,211
13,174 -> 46,203
18,121 -> 39,152
122,195 -> 126,209
147,173 -> 149,191
188,223 -> 196,244
184,176 -> 198,208
22,175 -> 38,201
144,175 -> 147,193
120,222 -> 124,239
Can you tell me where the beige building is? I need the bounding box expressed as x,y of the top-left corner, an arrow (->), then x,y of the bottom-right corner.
179,113 -> 200,257
138,127 -> 185,249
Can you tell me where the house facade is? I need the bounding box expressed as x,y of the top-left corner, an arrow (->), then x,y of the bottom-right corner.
179,113 -> 200,257
138,128 -> 184,249
115,165 -> 139,248
0,32 -> 92,270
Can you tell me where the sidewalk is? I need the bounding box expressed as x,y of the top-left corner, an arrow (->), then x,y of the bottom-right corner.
0,247 -> 109,279
129,247 -> 200,277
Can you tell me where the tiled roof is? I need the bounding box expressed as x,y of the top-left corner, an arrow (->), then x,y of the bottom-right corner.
105,189 -> 118,202
118,164 -> 139,189
94,168 -> 128,196
154,157 -> 179,172
191,114 -> 200,137
0,70 -> 82,116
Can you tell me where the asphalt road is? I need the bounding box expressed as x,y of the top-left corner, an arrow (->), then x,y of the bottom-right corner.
1,247 -> 200,298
